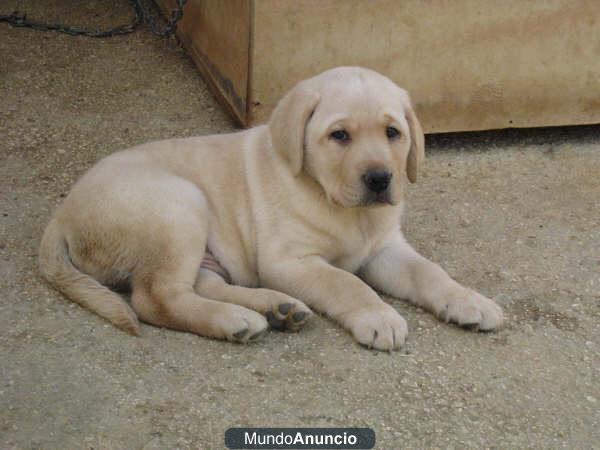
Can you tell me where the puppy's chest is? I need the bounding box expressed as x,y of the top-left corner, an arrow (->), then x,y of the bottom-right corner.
326,215 -> 392,273
332,250 -> 371,274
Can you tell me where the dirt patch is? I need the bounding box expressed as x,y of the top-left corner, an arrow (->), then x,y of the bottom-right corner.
510,297 -> 580,332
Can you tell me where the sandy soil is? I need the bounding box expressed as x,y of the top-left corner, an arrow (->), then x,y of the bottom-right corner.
1,2 -> 599,449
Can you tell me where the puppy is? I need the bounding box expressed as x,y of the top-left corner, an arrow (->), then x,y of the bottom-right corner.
39,67 -> 503,351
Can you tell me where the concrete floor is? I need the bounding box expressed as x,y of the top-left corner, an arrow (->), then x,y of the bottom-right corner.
1,3 -> 599,449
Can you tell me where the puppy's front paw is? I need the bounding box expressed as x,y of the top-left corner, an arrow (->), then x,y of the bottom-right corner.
343,303 -> 407,351
261,293 -> 313,332
438,289 -> 504,331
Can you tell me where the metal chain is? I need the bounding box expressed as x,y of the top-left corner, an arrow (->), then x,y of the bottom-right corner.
0,0 -> 187,38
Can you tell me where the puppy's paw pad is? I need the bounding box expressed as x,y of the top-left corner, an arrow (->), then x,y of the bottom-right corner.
266,297 -> 313,332
266,311 -> 285,330
292,311 -> 308,323
278,303 -> 293,315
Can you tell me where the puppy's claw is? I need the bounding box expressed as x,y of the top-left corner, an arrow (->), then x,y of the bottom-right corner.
233,328 -> 249,340
436,289 -> 504,331
249,329 -> 266,341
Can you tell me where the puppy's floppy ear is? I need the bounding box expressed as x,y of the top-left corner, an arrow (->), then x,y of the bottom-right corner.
269,82 -> 320,176
403,93 -> 425,183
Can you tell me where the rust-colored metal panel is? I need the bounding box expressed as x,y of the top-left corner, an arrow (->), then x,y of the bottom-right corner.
157,0 -> 251,125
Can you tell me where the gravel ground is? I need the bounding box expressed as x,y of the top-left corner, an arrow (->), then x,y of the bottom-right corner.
1,3 -> 599,449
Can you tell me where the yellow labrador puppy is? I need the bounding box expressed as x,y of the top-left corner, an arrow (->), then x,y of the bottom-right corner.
39,67 -> 503,351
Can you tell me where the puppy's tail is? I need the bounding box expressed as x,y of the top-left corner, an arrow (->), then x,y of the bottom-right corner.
38,218 -> 140,335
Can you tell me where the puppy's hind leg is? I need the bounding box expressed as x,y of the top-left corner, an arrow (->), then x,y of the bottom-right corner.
195,268 -> 312,331
132,280 -> 268,342
130,207 -> 268,342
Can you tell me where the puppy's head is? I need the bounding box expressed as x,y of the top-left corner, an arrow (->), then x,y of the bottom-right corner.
269,66 -> 424,208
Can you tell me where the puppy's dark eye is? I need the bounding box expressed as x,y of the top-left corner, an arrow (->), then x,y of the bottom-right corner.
386,126 -> 400,139
330,129 -> 350,142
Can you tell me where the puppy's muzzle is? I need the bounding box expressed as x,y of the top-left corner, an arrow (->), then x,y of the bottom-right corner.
362,169 -> 392,194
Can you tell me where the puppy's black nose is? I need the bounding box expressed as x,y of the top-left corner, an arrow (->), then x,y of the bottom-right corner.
362,169 -> 392,193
